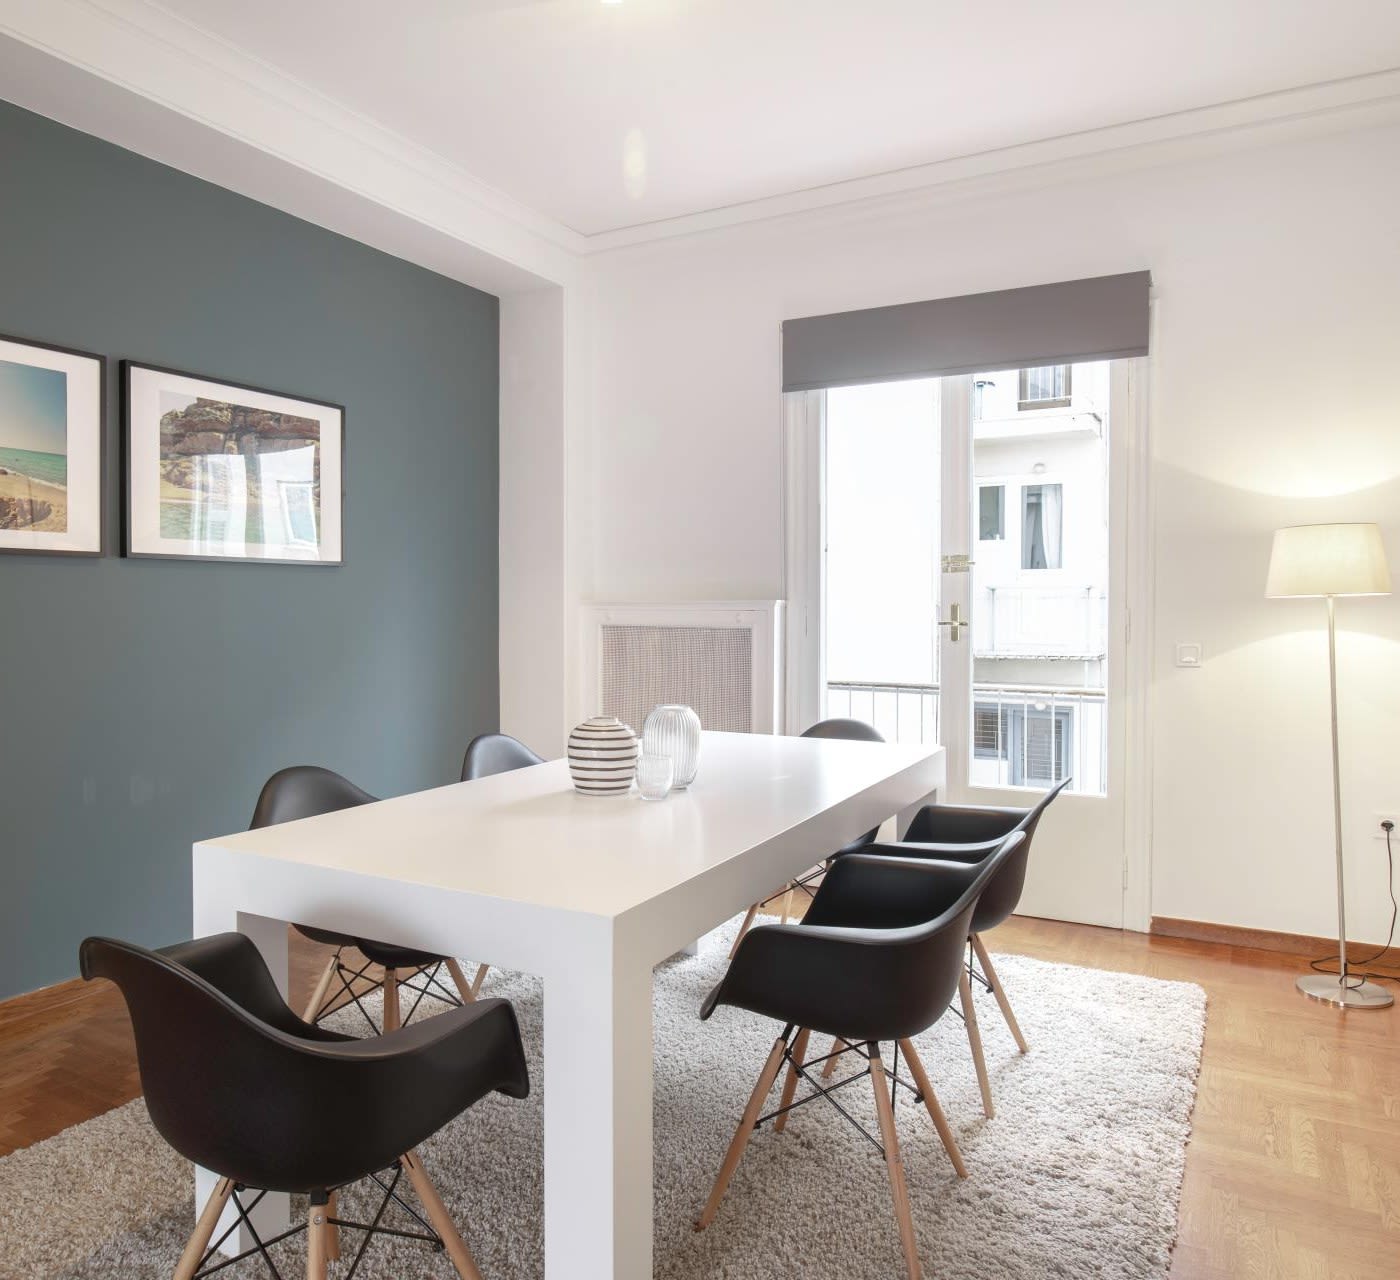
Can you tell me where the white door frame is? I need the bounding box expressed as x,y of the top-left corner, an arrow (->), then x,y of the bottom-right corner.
780,356 -> 1155,932
782,388 -> 825,737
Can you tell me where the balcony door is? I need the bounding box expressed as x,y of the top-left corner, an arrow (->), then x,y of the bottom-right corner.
784,359 -> 1146,929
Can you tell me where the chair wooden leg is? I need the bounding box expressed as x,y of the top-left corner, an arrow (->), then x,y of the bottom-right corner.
401,1150 -> 484,1280
971,933 -> 1028,1053
382,968 -> 401,1031
470,963 -> 490,998
870,1043 -> 923,1280
306,1198 -> 330,1280
822,1036 -> 847,1080
959,969 -> 994,1119
302,954 -> 338,1023
173,1176 -> 234,1280
774,1027 -> 811,1134
444,958 -> 477,1004
325,1189 -> 341,1261
695,1034 -> 789,1230
779,887 -> 794,925
898,1038 -> 968,1178
729,903 -> 760,959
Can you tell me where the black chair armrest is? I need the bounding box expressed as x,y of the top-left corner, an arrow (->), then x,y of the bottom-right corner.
260,998 -> 531,1177
903,803 -> 1025,844
703,920 -> 919,1033
158,934 -> 353,1043
802,852 -> 987,929
863,836 -> 1004,865
316,997 -> 530,1099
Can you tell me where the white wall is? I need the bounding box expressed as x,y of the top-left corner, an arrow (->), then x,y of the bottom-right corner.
569,119 -> 1400,943
500,288 -> 569,756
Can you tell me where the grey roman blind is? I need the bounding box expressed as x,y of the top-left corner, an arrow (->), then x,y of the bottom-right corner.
781,271 -> 1150,392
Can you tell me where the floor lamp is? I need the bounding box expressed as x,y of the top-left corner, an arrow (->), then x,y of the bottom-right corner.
1266,522 -> 1393,1009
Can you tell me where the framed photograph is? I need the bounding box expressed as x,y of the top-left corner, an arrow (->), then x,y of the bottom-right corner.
123,362 -> 343,564
0,333 -> 105,556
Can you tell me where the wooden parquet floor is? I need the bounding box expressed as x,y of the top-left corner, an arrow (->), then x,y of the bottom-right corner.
0,919 -> 1396,1278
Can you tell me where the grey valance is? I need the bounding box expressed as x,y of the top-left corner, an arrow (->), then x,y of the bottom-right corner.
781,271 -> 1151,393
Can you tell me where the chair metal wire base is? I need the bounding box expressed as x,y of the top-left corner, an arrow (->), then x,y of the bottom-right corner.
311,951 -> 464,1034
755,1036 -> 921,1159
191,1161 -> 445,1280
191,1186 -> 305,1280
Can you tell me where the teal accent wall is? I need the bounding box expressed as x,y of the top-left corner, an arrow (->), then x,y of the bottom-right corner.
0,99 -> 500,999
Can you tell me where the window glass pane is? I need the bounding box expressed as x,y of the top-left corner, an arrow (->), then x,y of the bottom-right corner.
1021,483 -> 1062,570
1018,365 -> 1071,407
973,705 -> 999,757
821,378 -> 942,747
1020,708 -> 1072,784
972,360 -> 1110,797
978,485 -> 1004,540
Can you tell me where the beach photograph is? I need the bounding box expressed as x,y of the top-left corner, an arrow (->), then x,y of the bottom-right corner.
0,355 -> 68,532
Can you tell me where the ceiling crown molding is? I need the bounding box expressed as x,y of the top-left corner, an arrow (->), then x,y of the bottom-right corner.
1,0 -> 1397,279
0,0 -> 584,291
583,66 -> 1400,252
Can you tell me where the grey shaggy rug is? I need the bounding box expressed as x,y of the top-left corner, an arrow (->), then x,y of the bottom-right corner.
0,918 -> 1205,1280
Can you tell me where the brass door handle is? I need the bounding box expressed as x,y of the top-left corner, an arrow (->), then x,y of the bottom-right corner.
937,603 -> 966,642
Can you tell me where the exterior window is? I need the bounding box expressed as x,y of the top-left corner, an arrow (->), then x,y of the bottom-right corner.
1022,483 -> 1062,570
1018,706 -> 1072,785
977,701 -> 1074,783
973,704 -> 1007,758
1018,365 -> 1071,410
978,485 -> 1004,541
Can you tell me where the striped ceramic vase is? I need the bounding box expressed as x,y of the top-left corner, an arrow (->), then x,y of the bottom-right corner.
567,716 -> 640,796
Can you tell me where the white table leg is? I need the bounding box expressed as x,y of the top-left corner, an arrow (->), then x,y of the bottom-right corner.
189,903 -> 291,1256
544,926 -> 654,1279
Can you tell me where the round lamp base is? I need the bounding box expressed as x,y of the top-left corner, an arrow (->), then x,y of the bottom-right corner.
1296,972 -> 1394,1009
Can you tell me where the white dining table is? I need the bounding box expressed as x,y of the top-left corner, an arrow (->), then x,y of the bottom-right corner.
191,729 -> 944,1279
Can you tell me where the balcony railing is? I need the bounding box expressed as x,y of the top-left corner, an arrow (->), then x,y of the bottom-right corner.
824,679 -> 1106,795
825,680 -> 941,747
972,585 -> 1106,658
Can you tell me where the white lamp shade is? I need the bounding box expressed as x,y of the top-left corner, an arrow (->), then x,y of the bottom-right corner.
1265,523 -> 1392,598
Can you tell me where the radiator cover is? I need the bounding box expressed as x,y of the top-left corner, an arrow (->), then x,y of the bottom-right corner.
579,602 -> 783,736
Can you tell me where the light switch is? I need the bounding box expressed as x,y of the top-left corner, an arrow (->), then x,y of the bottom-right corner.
1175,643 -> 1203,668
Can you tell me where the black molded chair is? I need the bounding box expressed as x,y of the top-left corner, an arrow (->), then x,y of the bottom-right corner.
695,834 -> 1023,1280
728,717 -> 887,957
461,731 -> 545,783
252,766 -> 479,1032
854,776 -> 1072,1114
457,733 -> 544,997
80,932 -> 528,1280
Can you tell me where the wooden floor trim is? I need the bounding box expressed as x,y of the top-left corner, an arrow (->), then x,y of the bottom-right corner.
0,974 -> 99,1035
1151,915 -> 1400,970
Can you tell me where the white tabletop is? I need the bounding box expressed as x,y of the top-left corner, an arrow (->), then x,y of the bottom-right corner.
197,730 -> 942,920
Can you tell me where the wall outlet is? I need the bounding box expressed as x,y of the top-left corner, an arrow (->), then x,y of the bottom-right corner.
1374,812 -> 1398,839
1175,642 -> 1203,668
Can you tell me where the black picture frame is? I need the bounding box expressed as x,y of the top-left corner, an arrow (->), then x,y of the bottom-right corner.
121,360 -> 345,566
0,331 -> 107,558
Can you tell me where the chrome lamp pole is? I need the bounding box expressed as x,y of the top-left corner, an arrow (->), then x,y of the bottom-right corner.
1267,523 -> 1393,1010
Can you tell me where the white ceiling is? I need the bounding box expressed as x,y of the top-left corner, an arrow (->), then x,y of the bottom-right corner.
139,1 -> 1400,236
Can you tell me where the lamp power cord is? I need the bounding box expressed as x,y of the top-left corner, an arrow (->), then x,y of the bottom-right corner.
1309,820 -> 1399,987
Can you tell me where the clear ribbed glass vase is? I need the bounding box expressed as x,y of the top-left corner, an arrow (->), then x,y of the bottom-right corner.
641,704 -> 702,789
